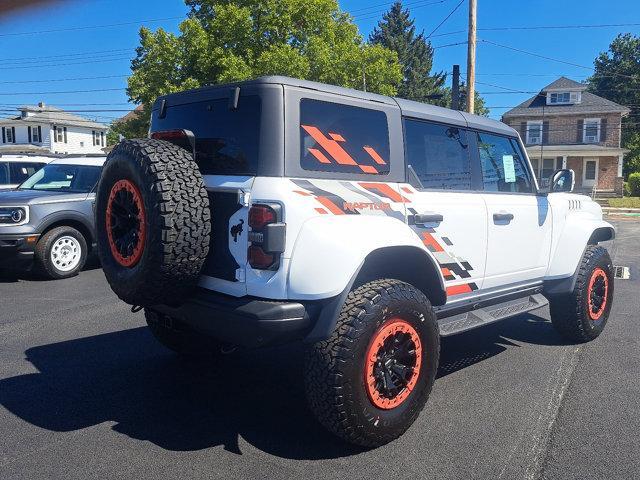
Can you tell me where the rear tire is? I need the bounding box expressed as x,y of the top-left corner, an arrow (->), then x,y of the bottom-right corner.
549,245 -> 614,343
304,279 -> 439,448
34,226 -> 87,279
95,139 -> 211,307
145,309 -> 222,359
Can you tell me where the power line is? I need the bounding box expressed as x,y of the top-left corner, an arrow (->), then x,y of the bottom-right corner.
355,0 -> 452,21
0,57 -> 133,70
0,75 -> 130,85
430,22 -> 640,38
0,16 -> 184,37
352,0 -> 448,16
3,52 -> 134,67
0,88 -> 126,96
2,48 -> 134,63
426,0 -> 466,38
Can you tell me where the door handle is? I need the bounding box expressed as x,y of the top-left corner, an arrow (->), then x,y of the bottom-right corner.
493,212 -> 514,222
413,213 -> 444,225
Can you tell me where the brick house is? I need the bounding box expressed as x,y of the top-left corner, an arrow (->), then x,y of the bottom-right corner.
502,77 -> 629,195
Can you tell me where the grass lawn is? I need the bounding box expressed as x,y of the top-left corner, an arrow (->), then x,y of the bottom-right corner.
609,197 -> 640,208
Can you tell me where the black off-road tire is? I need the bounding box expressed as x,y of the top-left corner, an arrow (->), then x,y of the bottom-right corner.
549,245 -> 614,343
34,226 -> 88,280
95,139 -> 211,307
304,279 -> 440,448
145,309 -> 222,359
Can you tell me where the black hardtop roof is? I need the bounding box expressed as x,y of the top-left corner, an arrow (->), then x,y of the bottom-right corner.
153,76 -> 516,136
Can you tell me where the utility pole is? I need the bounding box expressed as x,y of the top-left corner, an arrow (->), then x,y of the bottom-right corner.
466,0 -> 477,113
451,64 -> 460,110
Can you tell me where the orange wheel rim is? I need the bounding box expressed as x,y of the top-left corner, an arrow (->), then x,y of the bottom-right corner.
587,267 -> 609,321
105,179 -> 146,267
365,318 -> 422,410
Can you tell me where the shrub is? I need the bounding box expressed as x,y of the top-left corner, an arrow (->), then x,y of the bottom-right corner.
623,181 -> 631,197
628,172 -> 640,196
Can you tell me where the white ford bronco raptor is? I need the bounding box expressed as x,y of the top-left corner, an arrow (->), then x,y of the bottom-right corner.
95,76 -> 615,448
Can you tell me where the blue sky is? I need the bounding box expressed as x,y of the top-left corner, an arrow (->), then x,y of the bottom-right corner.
0,0 -> 638,124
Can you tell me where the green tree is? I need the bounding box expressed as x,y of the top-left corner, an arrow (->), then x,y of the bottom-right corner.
127,0 -> 402,112
106,106 -> 150,145
439,84 -> 489,116
588,33 -> 640,176
368,1 -> 445,103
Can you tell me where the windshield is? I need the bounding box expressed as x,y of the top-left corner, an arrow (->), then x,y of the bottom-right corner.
19,164 -> 102,193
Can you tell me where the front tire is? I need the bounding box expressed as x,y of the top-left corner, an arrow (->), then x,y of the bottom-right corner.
34,226 -> 87,279
304,279 -> 439,448
550,245 -> 614,343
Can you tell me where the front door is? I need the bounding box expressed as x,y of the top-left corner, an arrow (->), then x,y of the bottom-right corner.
583,158 -> 598,188
403,118 -> 487,303
476,132 -> 553,290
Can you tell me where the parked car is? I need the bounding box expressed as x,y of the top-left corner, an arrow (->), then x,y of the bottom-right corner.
0,154 -> 54,190
93,76 -> 615,448
0,155 -> 106,279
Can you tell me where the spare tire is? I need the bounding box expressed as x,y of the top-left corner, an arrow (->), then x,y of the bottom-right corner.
95,138 -> 211,306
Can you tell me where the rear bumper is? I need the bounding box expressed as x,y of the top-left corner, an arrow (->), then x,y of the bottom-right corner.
151,289 -> 318,348
0,233 -> 39,269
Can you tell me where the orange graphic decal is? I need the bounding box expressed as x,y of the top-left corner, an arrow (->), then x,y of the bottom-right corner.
316,196 -> 346,215
421,232 -> 444,252
359,165 -> 379,174
401,186 -> 414,194
302,125 -> 358,166
363,146 -> 387,165
315,207 -> 328,214
343,201 -> 391,212
329,132 -> 346,142
441,267 -> 453,277
446,284 -> 474,296
294,190 -> 312,196
308,148 -> 332,164
359,183 -> 410,203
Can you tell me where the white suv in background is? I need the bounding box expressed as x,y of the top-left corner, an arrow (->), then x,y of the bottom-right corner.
0,155 -> 54,190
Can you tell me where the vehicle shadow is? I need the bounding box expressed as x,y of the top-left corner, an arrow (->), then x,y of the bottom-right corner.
0,262 -> 101,283
0,312 -> 569,459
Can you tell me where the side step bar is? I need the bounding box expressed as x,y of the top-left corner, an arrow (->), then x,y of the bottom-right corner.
438,293 -> 549,337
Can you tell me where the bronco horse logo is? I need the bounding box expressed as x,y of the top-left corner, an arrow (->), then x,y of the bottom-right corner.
230,219 -> 244,242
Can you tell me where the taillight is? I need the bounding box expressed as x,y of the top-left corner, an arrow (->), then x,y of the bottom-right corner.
248,203 -> 285,270
248,205 -> 276,231
150,129 -> 195,154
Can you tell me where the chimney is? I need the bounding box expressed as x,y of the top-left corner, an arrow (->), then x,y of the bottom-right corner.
38,102 -> 46,108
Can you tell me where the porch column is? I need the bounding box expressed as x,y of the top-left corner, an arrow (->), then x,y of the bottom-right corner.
617,154 -> 624,177
562,156 -> 567,169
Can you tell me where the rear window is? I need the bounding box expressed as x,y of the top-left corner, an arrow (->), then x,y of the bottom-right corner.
152,96 -> 261,175
10,162 -> 45,184
300,99 -> 390,175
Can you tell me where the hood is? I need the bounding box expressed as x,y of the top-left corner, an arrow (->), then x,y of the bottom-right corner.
0,189 -> 88,206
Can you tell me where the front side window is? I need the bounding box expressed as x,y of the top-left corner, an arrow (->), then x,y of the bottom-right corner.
300,99 -> 390,175
526,121 -> 543,144
19,164 -> 101,193
404,119 -> 471,190
151,96 -> 261,175
477,132 -> 533,193
584,118 -> 600,143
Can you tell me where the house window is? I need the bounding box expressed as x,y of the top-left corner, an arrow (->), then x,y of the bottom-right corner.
6,127 -> 14,143
584,118 -> 600,143
526,121 -> 543,145
55,126 -> 65,143
548,91 -> 581,105
31,126 -> 41,143
530,157 -> 559,187
101,131 -> 105,147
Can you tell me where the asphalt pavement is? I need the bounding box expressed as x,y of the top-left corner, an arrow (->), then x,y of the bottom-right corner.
0,221 -> 638,480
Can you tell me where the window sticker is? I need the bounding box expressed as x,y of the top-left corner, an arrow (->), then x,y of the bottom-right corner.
503,155 -> 516,183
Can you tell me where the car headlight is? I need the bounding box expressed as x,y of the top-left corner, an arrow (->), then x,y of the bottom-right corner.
0,207 -> 28,225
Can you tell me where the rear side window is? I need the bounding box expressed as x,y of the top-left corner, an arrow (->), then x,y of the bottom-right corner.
300,99 -> 390,175
152,96 -> 261,175
10,162 -> 44,184
477,132 -> 533,193
404,119 -> 472,190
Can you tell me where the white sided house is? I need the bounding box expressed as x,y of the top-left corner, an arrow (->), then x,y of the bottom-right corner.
0,103 -> 107,155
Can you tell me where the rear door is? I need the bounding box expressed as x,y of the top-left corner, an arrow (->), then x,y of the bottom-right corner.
476,131 -> 553,290
403,118 -> 488,302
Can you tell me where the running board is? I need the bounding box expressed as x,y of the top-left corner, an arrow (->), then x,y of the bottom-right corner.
438,293 -> 549,337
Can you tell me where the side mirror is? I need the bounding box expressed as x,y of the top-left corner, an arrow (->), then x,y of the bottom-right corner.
550,169 -> 575,193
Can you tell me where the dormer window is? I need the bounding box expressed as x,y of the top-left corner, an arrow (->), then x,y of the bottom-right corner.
548,91 -> 581,105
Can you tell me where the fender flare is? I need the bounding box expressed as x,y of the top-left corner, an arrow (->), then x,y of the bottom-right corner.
37,210 -> 95,245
